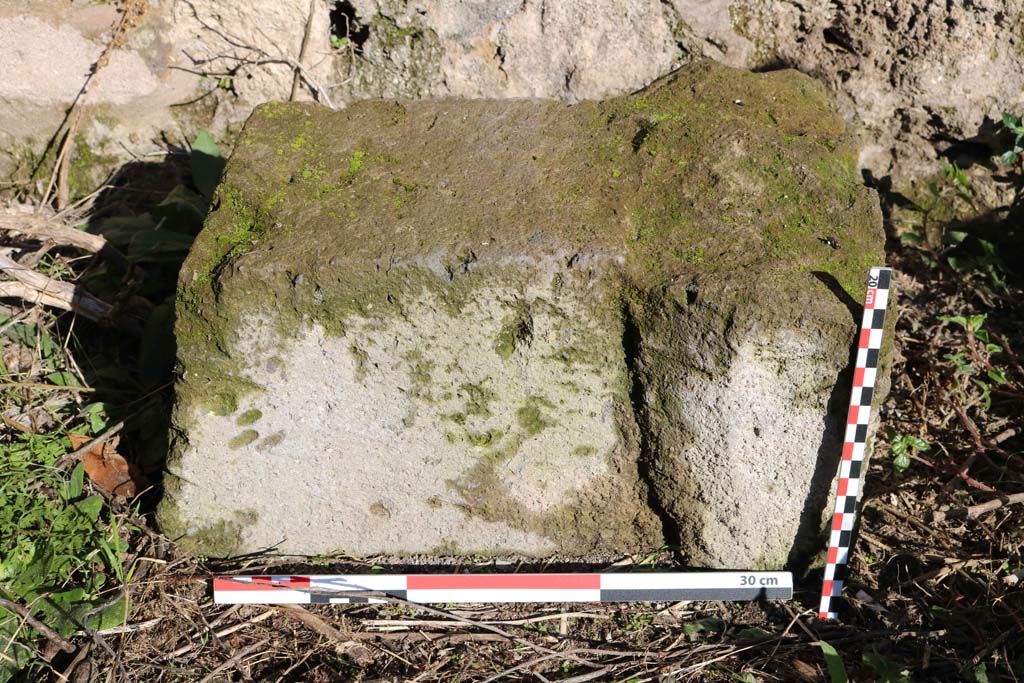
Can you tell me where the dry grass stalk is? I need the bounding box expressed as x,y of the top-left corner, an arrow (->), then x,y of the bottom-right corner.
289,0 -> 318,102
278,605 -> 373,665
195,637 -> 270,683
44,0 -> 148,210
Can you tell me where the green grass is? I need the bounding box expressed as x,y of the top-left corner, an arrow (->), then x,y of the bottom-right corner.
0,129 -> 220,679
0,430 -> 130,680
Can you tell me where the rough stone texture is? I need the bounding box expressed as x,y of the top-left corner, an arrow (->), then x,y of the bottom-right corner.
3,0 -> 1021,193
733,0 -> 1024,182
159,61 -> 887,567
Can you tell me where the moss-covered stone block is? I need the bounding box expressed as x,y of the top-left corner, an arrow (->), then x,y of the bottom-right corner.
158,60 -> 886,566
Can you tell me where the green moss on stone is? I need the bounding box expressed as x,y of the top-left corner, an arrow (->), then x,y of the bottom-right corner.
259,431 -> 285,450
156,497 -> 256,558
69,135 -> 117,202
210,392 -> 238,416
516,396 -> 554,436
349,344 -> 370,380
236,409 -> 262,426
494,303 -> 533,360
229,429 -> 259,449
466,429 -> 503,448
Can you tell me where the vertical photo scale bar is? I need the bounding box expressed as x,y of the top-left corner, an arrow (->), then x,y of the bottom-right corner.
818,267 -> 892,620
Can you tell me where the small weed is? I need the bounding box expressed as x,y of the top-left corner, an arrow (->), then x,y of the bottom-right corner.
863,649 -> 911,683
622,611 -> 652,632
886,429 -> 931,472
997,112 -> 1024,166
938,313 -> 1014,410
682,616 -> 725,641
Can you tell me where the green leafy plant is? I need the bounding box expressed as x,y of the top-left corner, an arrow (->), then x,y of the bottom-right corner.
190,129 -> 226,201
622,611 -> 653,632
820,641 -> 848,683
682,616 -> 725,641
942,160 -> 976,208
330,33 -> 349,50
899,161 -> 976,256
886,428 -> 931,472
0,129 -> 223,679
863,649 -> 911,682
998,112 -> 1024,166
939,313 -> 1011,411
0,432 -> 130,680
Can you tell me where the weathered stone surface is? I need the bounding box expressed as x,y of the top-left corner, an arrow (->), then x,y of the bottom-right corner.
158,61 -> 886,566
4,0 -> 1021,194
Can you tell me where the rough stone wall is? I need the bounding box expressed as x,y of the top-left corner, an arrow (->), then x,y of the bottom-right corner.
735,0 -> 1024,180
2,0 -> 1021,191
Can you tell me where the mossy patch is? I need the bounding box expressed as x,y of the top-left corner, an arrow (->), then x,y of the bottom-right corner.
156,497 -> 256,558
516,396 -> 554,436
209,392 -> 238,417
228,429 -> 259,449
235,409 -> 262,426
494,303 -> 533,360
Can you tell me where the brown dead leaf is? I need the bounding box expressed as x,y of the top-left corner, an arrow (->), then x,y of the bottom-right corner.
791,659 -> 819,681
67,433 -> 145,499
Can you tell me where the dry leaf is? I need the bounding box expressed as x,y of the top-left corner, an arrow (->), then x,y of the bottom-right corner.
791,659 -> 819,680
67,433 -> 144,499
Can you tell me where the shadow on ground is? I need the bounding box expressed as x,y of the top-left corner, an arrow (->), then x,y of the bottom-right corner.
64,151 -> 208,512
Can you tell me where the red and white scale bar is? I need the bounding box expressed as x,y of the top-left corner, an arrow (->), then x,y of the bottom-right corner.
214,572 -> 793,604
818,266 -> 893,620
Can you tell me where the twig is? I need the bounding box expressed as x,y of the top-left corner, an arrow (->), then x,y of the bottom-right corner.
867,499 -> 956,549
558,667 -> 614,683
356,631 -> 510,643
197,638 -> 270,683
41,1 -> 146,210
95,617 -> 163,636
277,605 -> 348,642
943,405 -> 998,493
53,421 -> 124,469
290,0 -> 318,101
480,649 -> 624,683
1,208 -> 129,272
56,641 -> 90,683
0,282 -> 87,317
310,590 -> 598,667
217,580 -> 601,671
932,492 -> 1024,522
0,254 -> 113,322
272,648 -> 318,683
0,597 -> 75,653
277,605 -> 372,664
168,609 -> 275,659
180,0 -> 336,109
362,612 -> 612,630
